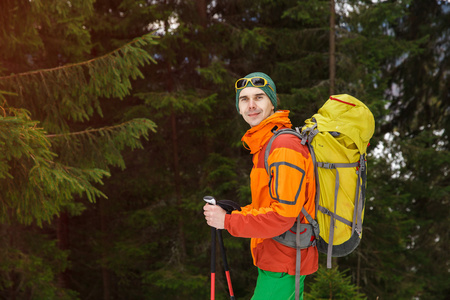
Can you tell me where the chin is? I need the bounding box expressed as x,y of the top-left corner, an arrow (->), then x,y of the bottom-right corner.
249,120 -> 262,127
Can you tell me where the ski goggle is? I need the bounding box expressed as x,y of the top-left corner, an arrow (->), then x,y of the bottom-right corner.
235,77 -> 274,92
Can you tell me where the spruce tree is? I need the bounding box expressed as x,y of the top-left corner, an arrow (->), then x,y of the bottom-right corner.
305,267 -> 367,300
0,0 -> 159,298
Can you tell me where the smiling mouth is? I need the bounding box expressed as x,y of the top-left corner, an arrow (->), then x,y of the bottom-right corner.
247,112 -> 260,117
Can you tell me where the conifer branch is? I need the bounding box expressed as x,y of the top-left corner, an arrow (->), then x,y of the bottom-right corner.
0,33 -> 158,81
45,119 -> 157,138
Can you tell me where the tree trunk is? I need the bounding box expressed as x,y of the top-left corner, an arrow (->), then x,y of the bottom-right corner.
170,107 -> 186,262
196,0 -> 207,28
329,0 -> 336,95
196,0 -> 208,68
166,54 -> 187,262
57,211 -> 70,290
99,198 -> 111,300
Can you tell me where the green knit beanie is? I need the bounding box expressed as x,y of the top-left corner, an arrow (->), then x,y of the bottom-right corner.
235,72 -> 277,112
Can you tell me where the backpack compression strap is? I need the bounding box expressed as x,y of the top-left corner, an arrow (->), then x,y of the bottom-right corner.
316,161 -> 359,268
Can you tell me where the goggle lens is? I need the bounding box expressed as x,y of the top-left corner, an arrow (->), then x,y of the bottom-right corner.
236,78 -> 248,89
250,77 -> 265,86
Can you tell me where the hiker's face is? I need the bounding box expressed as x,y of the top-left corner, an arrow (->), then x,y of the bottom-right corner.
238,87 -> 274,127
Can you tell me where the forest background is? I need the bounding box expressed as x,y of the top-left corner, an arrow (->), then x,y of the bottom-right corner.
0,0 -> 448,299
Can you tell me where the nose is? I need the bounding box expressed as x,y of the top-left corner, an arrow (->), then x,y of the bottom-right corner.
248,98 -> 256,110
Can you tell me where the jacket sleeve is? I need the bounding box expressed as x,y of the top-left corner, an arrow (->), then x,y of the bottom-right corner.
225,135 -> 314,238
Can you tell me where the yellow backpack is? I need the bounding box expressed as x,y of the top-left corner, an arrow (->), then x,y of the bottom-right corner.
265,94 -> 375,269
303,94 -> 375,268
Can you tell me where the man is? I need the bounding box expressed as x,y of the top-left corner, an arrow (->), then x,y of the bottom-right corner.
203,72 -> 318,299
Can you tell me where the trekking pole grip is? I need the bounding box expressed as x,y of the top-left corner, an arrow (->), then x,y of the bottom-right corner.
204,195 -> 216,206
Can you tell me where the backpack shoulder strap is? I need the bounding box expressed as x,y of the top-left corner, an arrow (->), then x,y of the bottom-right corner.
263,128 -> 303,174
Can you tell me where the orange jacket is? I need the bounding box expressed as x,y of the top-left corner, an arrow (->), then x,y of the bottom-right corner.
224,110 -> 318,275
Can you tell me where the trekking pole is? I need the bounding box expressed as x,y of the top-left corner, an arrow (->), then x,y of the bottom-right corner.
211,227 -> 216,300
217,229 -> 235,300
204,196 -> 217,300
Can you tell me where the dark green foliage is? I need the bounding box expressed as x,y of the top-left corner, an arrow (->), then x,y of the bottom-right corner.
0,0 -> 449,299
0,0 -> 93,69
0,106 -> 104,225
0,223 -> 78,299
0,0 -> 158,298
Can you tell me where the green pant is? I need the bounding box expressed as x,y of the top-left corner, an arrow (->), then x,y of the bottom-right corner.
251,268 -> 305,300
